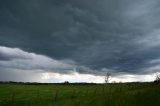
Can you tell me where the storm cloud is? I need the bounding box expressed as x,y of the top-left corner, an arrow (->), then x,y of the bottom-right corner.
1,0 -> 160,82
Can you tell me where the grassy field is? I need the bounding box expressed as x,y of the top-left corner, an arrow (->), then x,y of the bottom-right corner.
0,83 -> 160,106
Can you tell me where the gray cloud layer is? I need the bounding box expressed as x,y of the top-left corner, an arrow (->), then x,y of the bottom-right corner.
1,0 -> 160,80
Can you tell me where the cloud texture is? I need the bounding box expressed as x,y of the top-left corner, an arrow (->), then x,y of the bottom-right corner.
1,0 -> 160,82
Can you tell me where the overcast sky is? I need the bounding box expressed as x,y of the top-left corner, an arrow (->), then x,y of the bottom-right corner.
0,0 -> 160,83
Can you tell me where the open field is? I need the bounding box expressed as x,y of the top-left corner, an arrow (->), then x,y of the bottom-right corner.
0,83 -> 160,106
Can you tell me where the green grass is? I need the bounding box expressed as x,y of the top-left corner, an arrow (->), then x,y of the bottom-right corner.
0,83 -> 160,106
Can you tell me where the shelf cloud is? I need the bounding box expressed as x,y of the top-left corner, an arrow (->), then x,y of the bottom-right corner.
1,0 -> 160,82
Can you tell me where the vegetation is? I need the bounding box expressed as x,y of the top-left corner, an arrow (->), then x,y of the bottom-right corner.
105,72 -> 111,84
154,73 -> 160,84
0,82 -> 160,106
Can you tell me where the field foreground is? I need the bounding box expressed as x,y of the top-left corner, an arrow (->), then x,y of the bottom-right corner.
0,83 -> 160,106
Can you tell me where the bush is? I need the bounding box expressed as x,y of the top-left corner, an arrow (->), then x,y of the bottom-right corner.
154,73 -> 160,84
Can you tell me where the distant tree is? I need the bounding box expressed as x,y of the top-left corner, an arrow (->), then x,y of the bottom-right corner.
154,73 -> 160,84
112,81 -> 116,83
64,81 -> 69,84
105,72 -> 111,84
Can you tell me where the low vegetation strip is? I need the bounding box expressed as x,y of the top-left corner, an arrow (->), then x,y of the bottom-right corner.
0,83 -> 160,106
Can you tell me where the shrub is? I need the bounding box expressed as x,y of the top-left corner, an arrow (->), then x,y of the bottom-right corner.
154,73 -> 160,84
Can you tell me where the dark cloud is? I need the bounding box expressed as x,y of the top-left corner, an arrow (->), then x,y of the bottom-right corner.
1,0 -> 160,79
